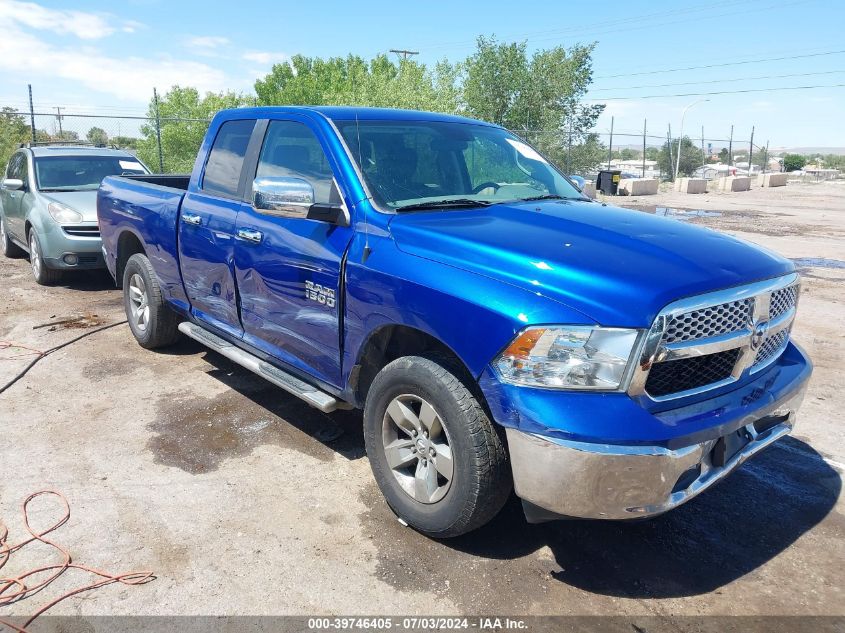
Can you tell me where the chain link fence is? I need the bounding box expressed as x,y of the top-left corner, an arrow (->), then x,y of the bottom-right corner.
3,109 -> 841,183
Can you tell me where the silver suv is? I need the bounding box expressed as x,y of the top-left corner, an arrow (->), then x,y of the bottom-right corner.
0,145 -> 150,284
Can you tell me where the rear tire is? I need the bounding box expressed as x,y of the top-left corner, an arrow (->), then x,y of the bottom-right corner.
123,253 -> 180,349
364,354 -> 512,538
28,228 -> 62,285
1,215 -> 24,258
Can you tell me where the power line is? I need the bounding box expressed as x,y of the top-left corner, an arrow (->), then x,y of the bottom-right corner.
595,49 -> 845,79
591,83 -> 845,101
590,69 -> 845,92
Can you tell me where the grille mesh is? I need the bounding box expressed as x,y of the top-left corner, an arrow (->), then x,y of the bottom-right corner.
645,349 -> 741,397
753,330 -> 789,368
770,284 -> 798,319
663,299 -> 752,344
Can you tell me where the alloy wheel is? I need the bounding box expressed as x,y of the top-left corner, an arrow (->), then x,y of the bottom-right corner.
128,273 -> 150,332
382,394 -> 454,504
29,232 -> 41,278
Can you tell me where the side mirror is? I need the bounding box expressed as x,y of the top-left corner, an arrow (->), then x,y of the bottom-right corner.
253,176 -> 314,216
2,178 -> 24,191
568,174 -> 586,192
253,176 -> 348,226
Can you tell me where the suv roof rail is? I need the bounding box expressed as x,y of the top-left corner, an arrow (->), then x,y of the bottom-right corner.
18,140 -> 97,148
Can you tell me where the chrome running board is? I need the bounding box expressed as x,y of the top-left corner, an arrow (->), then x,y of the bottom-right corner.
178,322 -> 342,413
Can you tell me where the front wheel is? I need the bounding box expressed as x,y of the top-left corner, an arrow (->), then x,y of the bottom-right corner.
364,354 -> 512,538
123,253 -> 180,349
28,229 -> 62,285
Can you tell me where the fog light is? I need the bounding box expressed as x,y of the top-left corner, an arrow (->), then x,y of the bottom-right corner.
63,254 -> 79,265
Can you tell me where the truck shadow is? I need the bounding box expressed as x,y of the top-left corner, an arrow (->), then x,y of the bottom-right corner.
447,436 -> 841,598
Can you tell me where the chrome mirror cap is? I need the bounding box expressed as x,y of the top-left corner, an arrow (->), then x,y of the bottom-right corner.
2,178 -> 24,191
253,176 -> 315,216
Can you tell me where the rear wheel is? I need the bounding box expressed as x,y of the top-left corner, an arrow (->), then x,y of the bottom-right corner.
1,215 -> 24,258
123,253 -> 180,349
28,228 -> 62,285
364,354 -> 512,538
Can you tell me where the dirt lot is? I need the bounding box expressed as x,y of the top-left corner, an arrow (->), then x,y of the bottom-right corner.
0,181 -> 843,621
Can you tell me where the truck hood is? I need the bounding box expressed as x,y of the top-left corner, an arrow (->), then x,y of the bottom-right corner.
41,190 -> 98,223
388,200 -> 794,327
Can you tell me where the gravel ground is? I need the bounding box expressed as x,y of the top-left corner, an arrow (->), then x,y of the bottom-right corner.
0,181 -> 843,621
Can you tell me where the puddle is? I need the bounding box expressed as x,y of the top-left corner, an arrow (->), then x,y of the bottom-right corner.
653,207 -> 722,219
148,360 -> 364,474
790,257 -> 845,270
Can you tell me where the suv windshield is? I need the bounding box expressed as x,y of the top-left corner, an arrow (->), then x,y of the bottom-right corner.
35,155 -> 148,191
337,120 -> 584,210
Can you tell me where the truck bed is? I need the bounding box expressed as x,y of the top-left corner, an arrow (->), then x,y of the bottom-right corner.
97,174 -> 190,311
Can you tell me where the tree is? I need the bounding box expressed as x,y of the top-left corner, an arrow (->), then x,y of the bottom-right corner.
137,86 -> 250,173
658,136 -> 705,178
0,108 -> 30,171
718,147 -> 730,164
255,54 -> 460,113
461,36 -> 603,174
87,127 -> 108,147
782,153 -> 806,172
111,135 -> 139,150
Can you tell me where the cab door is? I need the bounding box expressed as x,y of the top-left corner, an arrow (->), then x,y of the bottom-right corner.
234,117 -> 355,388
177,118 -> 256,338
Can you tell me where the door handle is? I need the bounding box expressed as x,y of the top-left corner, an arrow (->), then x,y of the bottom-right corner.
237,228 -> 263,243
182,213 -> 202,226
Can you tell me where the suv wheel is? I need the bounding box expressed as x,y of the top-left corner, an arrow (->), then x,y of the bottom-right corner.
123,253 -> 180,349
1,215 -> 24,258
28,228 -> 62,285
364,354 -> 512,538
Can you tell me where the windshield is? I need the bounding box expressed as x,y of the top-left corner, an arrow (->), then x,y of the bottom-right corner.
337,120 -> 584,210
35,155 -> 148,191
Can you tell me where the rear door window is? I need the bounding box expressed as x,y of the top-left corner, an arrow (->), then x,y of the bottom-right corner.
202,119 -> 256,197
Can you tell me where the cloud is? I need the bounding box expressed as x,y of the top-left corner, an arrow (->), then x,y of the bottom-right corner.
242,51 -> 288,65
0,0 -> 140,39
186,35 -> 231,49
0,24 -> 229,102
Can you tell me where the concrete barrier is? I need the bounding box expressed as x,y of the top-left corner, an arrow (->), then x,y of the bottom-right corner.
618,178 -> 658,196
717,176 -> 751,192
674,178 -> 707,194
757,173 -> 788,187
581,182 -> 596,199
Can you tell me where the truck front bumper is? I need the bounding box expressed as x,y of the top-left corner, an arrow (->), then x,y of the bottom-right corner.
483,342 -> 812,521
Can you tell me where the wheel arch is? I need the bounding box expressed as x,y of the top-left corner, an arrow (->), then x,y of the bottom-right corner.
351,324 -> 486,410
115,229 -> 146,288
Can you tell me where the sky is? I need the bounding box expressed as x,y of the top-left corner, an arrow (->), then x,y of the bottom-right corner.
0,0 -> 843,149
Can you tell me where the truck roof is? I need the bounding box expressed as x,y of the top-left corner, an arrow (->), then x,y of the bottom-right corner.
217,106 -> 498,127
28,146 -> 140,158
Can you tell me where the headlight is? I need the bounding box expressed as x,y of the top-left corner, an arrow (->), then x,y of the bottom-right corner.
494,326 -> 641,390
47,202 -> 83,224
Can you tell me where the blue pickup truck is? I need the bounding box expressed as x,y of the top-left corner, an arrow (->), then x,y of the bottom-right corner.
97,107 -> 811,537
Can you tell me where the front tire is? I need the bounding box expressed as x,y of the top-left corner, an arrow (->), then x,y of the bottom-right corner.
123,253 -> 180,349
28,228 -> 62,285
364,354 -> 512,538
1,215 -> 24,258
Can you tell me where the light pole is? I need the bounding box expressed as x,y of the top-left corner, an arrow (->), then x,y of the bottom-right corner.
674,98 -> 709,180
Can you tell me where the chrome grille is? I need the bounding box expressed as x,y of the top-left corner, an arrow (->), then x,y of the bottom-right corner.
629,274 -> 800,401
753,330 -> 789,368
770,284 -> 798,319
663,298 -> 752,343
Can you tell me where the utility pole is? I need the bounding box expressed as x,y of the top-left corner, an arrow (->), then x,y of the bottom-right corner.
667,124 -> 674,181
763,140 -> 769,174
153,87 -> 164,173
28,84 -> 36,143
607,116 -> 614,170
748,126 -> 755,177
566,118 -> 573,174
642,119 -> 647,178
389,49 -> 419,61
701,125 -> 705,175
56,107 -> 63,136
728,124 -> 734,168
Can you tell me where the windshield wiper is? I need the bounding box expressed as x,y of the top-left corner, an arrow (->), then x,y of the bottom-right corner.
394,198 -> 493,212
514,193 -> 584,202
